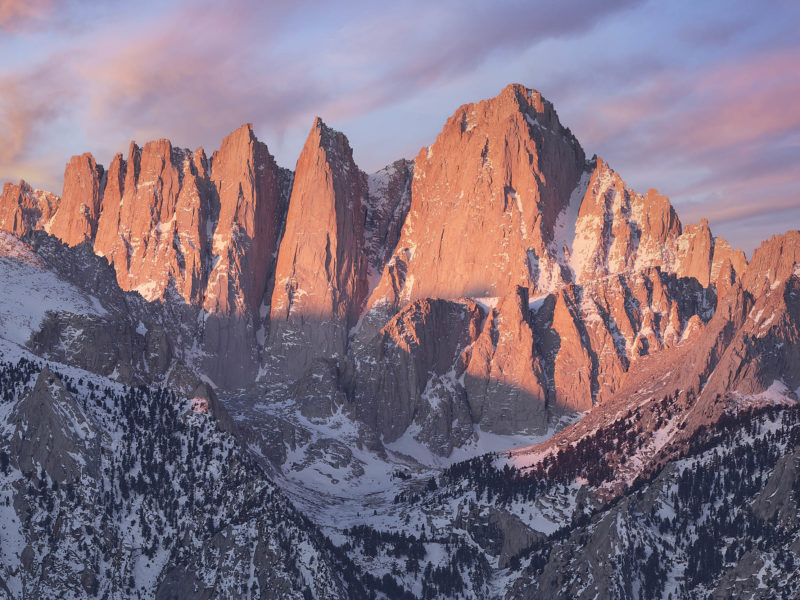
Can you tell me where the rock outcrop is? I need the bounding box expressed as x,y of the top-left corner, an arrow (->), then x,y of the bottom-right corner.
741,230 -> 800,294
204,123 -> 288,318
49,153 -> 104,246
93,140 -> 213,303
363,159 -> 414,281
0,180 -> 59,237
351,298 -> 483,455
9,367 -> 100,483
569,160 -> 682,284
268,118 -> 369,380
463,288 -> 551,433
368,84 -> 586,313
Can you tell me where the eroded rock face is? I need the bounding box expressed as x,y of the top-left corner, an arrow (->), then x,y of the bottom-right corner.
204,123 -> 287,318
569,160 -> 683,284
741,230 -> 800,295
0,180 -> 59,237
94,140 -> 217,304
351,298 -> 482,455
50,153 -> 104,247
268,118 -> 369,380
568,160 -> 746,290
91,124 -> 287,322
364,159 -> 414,283
542,268 -> 716,410
368,84 -> 586,313
464,288 -> 550,433
9,367 -> 100,483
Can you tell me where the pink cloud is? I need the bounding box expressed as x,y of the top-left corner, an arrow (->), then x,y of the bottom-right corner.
567,47 -> 800,252
0,0 -> 795,256
0,59 -> 67,164
0,0 -> 52,31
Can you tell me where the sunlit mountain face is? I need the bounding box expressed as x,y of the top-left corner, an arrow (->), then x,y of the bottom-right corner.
1,2 -> 799,598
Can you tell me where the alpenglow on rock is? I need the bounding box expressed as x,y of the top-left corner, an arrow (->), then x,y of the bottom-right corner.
367,83 -> 587,313
0,83 -> 761,452
268,118 -> 370,380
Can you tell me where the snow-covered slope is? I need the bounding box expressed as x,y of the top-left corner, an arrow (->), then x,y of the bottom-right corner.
0,232 -> 106,347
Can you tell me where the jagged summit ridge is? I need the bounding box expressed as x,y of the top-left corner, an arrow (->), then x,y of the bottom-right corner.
0,83 -> 755,412
367,83 -> 587,312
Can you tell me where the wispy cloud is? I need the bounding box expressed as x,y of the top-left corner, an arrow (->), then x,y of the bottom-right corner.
0,0 -> 52,31
0,0 -> 644,180
563,46 -> 800,252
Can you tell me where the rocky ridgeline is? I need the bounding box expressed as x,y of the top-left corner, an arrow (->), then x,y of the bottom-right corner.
0,84 -> 794,460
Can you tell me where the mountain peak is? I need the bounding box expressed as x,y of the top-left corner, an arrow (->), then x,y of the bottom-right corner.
0,178 -> 60,237
304,116 -> 355,168
367,82 -> 586,311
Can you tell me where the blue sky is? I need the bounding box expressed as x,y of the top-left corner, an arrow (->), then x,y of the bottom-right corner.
1,0 -> 798,253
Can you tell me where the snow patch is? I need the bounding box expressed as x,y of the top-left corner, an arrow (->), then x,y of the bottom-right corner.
0,252 -> 107,347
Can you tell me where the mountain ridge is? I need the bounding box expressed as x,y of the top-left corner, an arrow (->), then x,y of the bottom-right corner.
0,82 -> 798,599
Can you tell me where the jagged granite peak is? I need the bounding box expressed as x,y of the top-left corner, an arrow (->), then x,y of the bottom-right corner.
204,122 -> 286,318
0,82 -> 799,599
569,159 -> 747,290
741,229 -> 800,295
709,236 -> 748,289
0,180 -> 59,237
368,83 -> 586,312
268,117 -> 369,379
87,124 -> 288,320
49,152 -> 105,247
93,137 -> 213,303
568,158 -> 683,284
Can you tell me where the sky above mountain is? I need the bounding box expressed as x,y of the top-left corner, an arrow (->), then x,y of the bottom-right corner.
0,0 -> 797,253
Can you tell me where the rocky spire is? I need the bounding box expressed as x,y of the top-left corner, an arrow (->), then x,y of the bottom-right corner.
49,153 -> 104,246
268,118 -> 369,379
0,180 -> 59,237
204,123 -> 286,318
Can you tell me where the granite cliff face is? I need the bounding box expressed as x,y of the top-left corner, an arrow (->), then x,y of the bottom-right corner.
368,84 -> 586,314
50,153 -> 105,247
0,180 -> 59,237
268,118 -> 370,379
0,83 -> 760,447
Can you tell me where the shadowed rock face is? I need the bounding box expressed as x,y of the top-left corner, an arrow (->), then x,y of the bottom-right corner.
351,298 -> 483,454
10,367 -> 100,483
